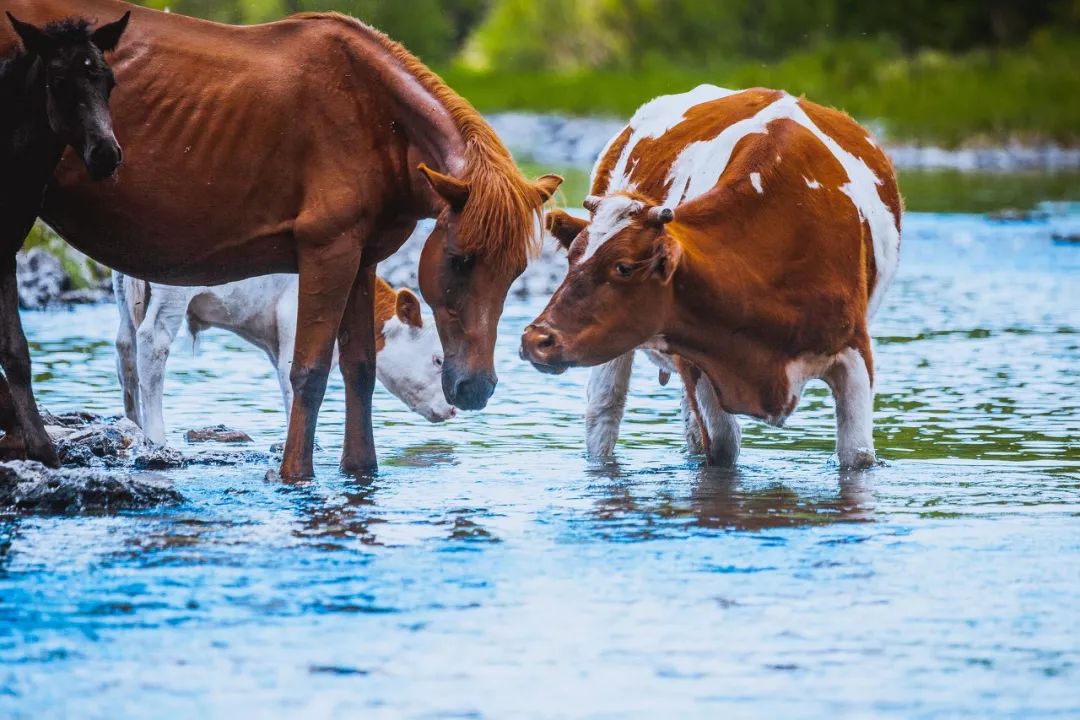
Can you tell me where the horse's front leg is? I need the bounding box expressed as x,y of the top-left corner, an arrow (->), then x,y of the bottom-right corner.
337,265 -> 378,475
280,240 -> 362,481
0,258 -> 58,466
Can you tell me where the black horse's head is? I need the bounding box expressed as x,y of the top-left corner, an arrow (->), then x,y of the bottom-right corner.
7,12 -> 130,180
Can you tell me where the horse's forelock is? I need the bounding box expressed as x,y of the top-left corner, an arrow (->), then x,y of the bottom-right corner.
457,144 -> 544,274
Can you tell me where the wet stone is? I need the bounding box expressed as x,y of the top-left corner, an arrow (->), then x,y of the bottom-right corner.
0,460 -> 183,514
184,425 -> 254,444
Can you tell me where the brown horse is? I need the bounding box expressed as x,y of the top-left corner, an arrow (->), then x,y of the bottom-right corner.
0,0 -> 561,479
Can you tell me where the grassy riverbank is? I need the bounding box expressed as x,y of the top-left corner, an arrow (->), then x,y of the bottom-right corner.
444,34 -> 1080,147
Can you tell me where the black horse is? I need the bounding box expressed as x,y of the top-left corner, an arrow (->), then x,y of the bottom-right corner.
0,12 -> 129,465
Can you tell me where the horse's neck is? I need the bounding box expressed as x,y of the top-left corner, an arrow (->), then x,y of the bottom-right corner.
0,54 -> 62,178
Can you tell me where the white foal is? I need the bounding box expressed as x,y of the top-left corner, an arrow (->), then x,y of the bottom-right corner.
114,273 -> 455,445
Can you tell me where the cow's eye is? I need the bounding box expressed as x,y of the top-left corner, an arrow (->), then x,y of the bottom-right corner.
615,262 -> 632,277
433,355 -> 443,368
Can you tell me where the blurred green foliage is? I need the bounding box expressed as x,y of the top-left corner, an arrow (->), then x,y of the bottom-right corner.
126,1 -> 1080,142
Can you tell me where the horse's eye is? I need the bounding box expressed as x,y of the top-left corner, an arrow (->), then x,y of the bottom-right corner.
449,254 -> 473,274
615,262 -> 632,277
433,355 -> 443,368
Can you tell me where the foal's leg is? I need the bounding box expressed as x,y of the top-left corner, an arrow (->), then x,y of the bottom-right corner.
0,260 -> 58,466
337,265 -> 378,475
585,351 -> 635,458
0,373 -> 19,440
280,243 -> 361,480
134,286 -> 186,445
824,344 -> 876,469
113,274 -> 141,425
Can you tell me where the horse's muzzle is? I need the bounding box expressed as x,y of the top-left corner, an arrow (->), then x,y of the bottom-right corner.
86,139 -> 123,180
443,367 -> 497,411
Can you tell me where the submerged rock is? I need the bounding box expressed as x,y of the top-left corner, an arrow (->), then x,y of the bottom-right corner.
52,417 -> 148,468
184,425 -> 254,444
0,460 -> 182,514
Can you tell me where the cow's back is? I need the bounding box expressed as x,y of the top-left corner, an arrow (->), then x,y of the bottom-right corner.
590,85 -> 901,317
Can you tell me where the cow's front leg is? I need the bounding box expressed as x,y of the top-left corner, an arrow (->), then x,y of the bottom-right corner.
585,351 -> 634,458
824,345 -> 876,469
134,286 -> 186,445
337,265 -> 378,476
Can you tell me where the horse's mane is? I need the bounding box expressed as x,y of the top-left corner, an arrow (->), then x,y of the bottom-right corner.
40,18 -> 94,45
295,12 -> 544,271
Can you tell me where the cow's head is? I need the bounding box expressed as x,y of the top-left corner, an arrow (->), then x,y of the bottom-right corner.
520,194 -> 680,373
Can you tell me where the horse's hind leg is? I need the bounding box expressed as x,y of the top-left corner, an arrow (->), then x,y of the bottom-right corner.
337,265 -> 378,475
824,344 -> 876,469
0,259 -> 58,466
585,352 -> 634,458
280,242 -> 361,481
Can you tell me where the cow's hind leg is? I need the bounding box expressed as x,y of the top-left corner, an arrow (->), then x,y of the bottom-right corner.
0,259 -> 57,466
135,287 -> 186,445
824,345 -> 876,469
694,378 -> 741,467
585,351 -> 634,459
279,241 -> 361,481
113,274 -> 141,425
337,265 -> 378,475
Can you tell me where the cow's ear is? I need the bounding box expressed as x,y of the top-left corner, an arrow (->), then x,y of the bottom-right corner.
91,11 -> 130,52
545,210 -> 588,251
651,233 -> 682,285
418,163 -> 469,212
7,13 -> 50,57
395,288 -> 423,328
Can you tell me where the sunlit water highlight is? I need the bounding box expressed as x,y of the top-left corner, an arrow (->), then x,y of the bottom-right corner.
2,211 -> 1079,718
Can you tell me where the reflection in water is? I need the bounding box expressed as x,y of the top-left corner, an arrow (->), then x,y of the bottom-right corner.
587,461 -> 874,536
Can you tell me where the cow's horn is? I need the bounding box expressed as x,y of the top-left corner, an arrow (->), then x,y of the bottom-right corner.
647,206 -> 674,226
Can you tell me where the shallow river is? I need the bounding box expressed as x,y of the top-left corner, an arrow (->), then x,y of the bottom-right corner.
3,210 -> 1079,718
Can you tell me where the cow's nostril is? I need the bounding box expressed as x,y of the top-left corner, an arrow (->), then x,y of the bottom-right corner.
538,333 -> 555,349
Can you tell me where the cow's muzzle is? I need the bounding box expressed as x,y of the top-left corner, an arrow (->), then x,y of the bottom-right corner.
520,323 -> 572,375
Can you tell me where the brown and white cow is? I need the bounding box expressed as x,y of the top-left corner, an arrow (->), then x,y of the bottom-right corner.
521,85 -> 902,469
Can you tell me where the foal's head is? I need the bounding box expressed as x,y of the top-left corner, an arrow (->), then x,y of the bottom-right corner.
6,12 -> 130,179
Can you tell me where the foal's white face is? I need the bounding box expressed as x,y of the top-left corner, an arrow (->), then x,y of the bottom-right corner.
377,314 -> 457,423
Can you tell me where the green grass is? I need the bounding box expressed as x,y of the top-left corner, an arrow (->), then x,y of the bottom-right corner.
443,34 -> 1080,146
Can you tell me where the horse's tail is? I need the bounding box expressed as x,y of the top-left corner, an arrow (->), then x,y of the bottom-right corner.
123,274 -> 150,327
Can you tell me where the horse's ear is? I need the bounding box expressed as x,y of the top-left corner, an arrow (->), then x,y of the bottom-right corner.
395,288 -> 423,329
534,174 -> 563,203
7,13 -> 50,57
91,11 -> 131,53
418,163 -> 469,212
545,210 -> 588,251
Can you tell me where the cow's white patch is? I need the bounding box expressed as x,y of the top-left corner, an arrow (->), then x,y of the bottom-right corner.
584,352 -> 636,458
750,172 -> 764,194
602,84 -> 739,194
659,93 -> 899,317
377,316 -> 456,423
578,195 -> 642,263
804,176 -> 821,189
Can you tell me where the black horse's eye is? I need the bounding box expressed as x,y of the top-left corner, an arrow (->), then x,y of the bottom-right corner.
615,262 -> 633,277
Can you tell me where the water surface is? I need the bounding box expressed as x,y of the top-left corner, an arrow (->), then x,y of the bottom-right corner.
2,210 -> 1079,718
